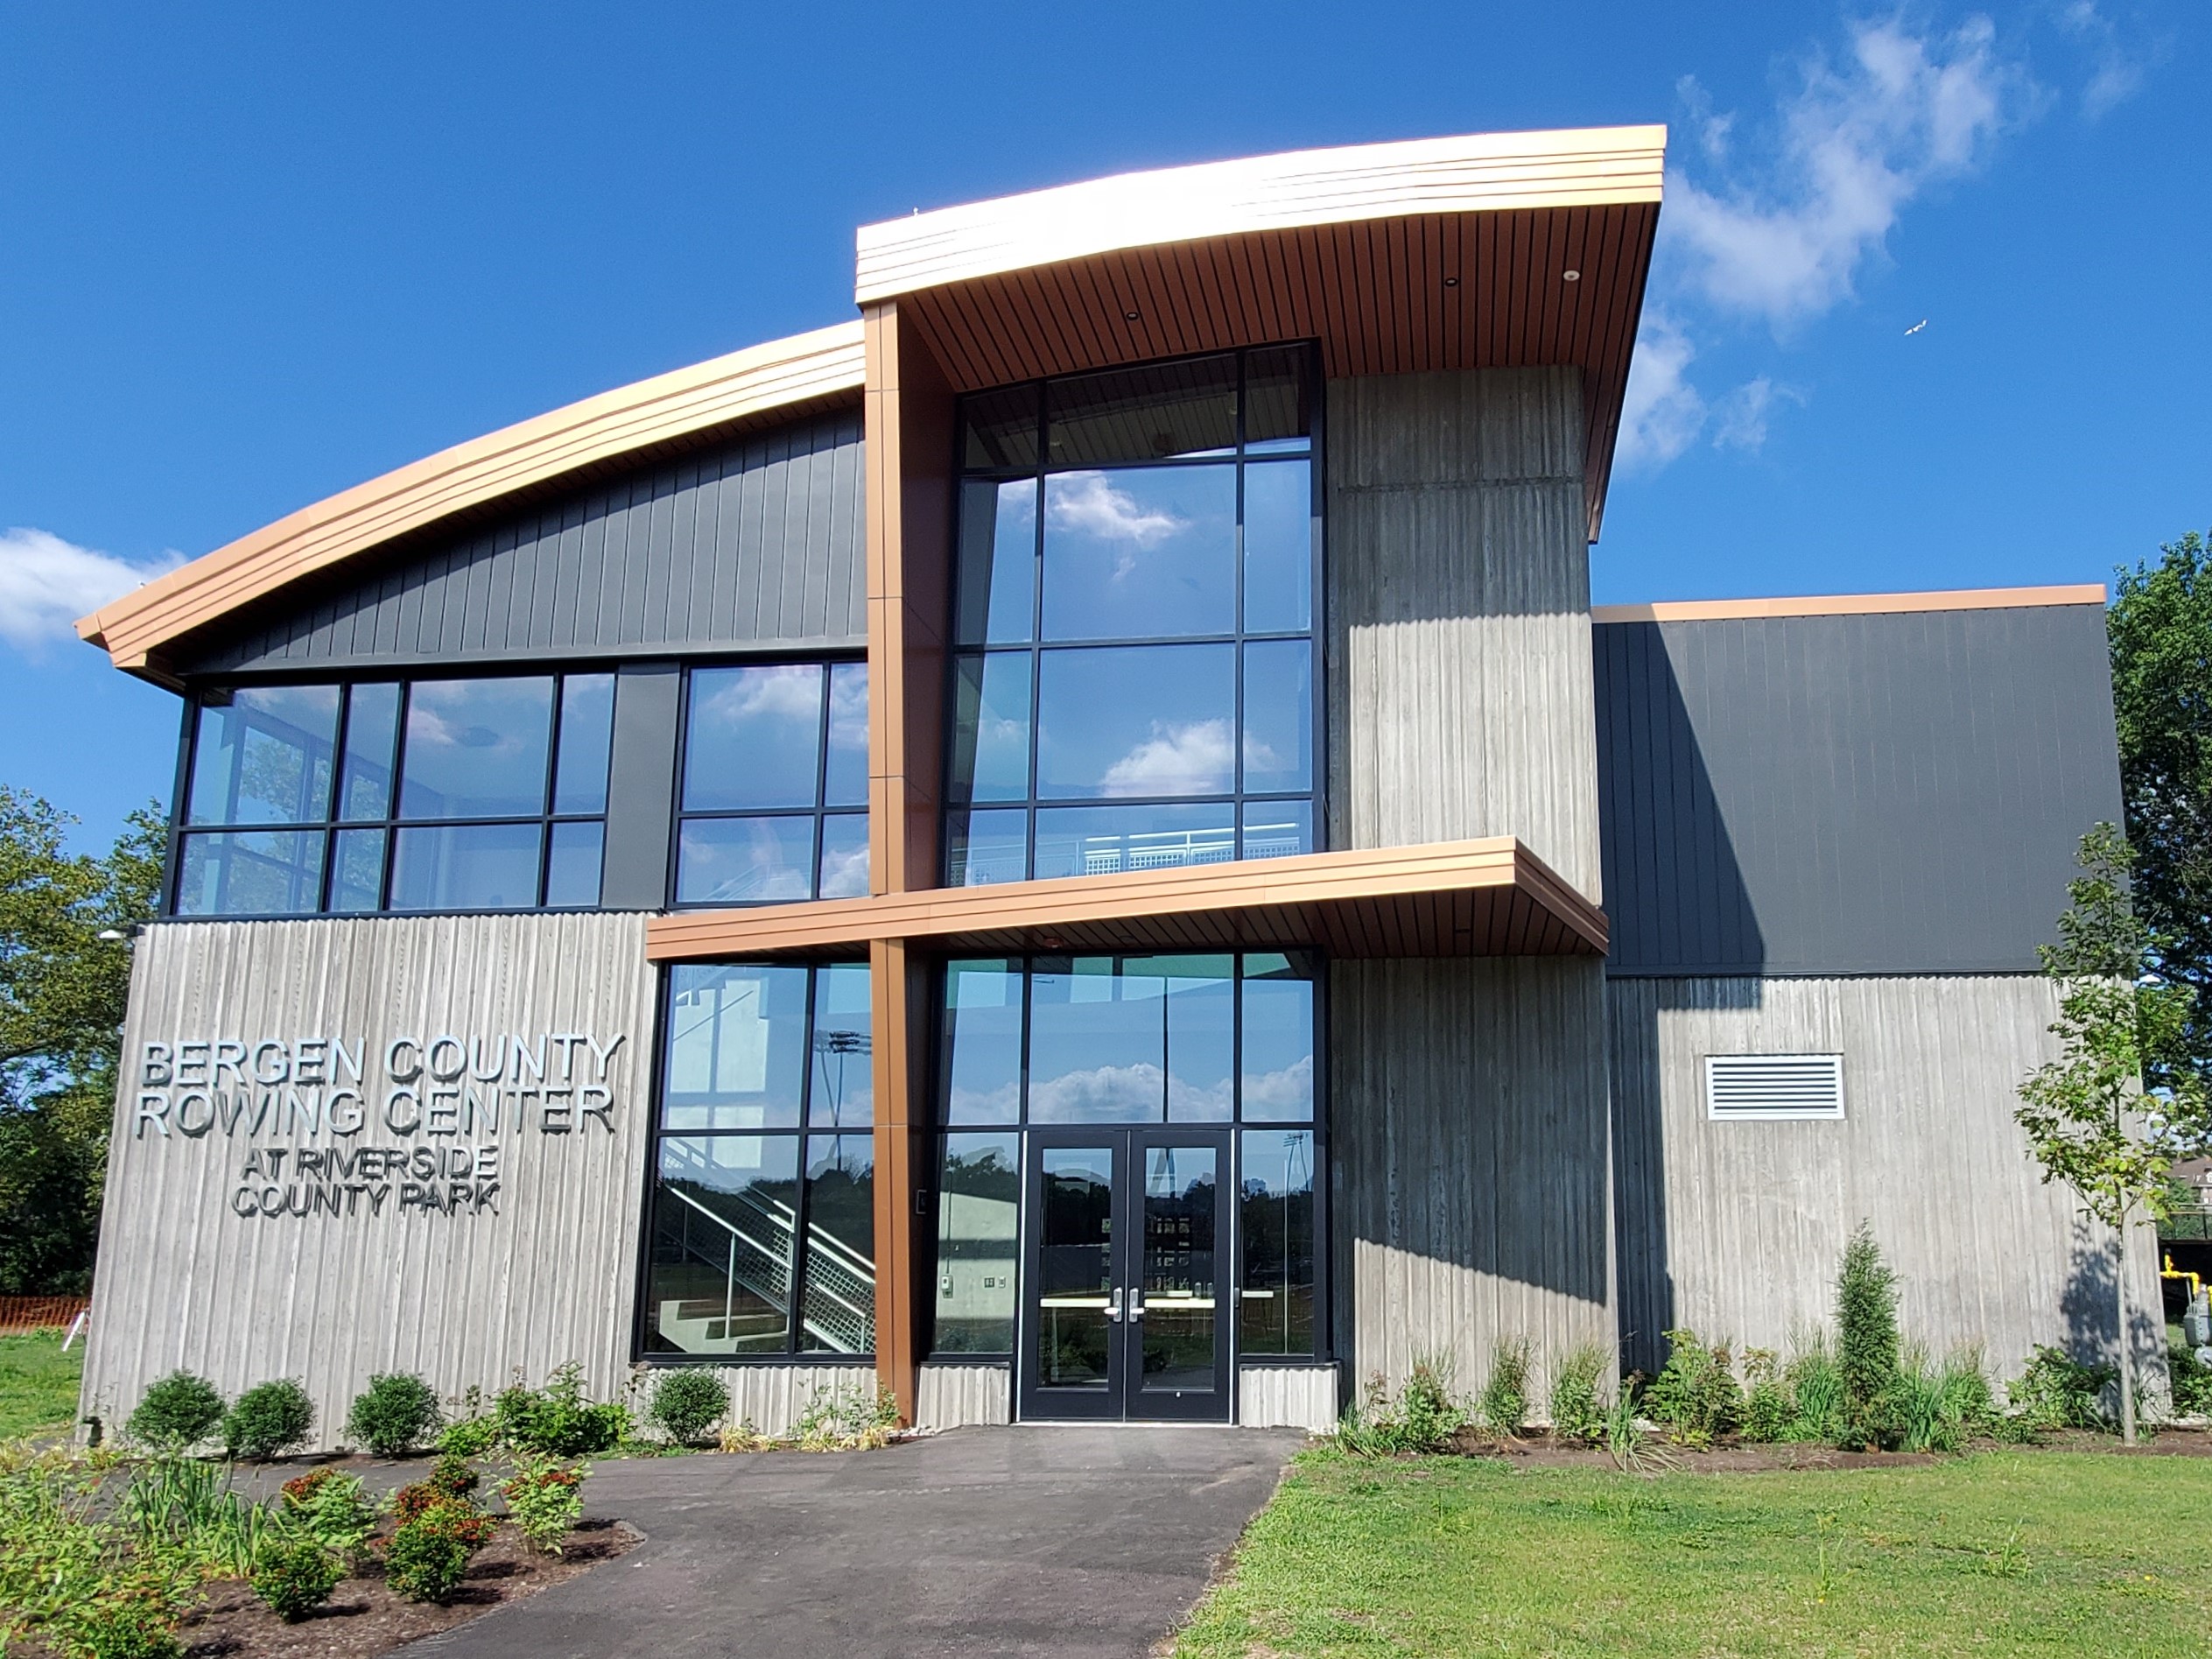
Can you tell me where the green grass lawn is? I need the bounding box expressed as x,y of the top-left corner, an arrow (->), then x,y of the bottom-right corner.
1175,1447 -> 2212,1657
0,1332 -> 83,1441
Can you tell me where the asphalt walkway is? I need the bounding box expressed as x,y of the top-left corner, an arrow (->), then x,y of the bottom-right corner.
419,1424 -> 1303,1659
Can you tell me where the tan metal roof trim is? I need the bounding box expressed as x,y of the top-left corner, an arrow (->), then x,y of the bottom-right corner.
644,836 -> 1609,963
77,320 -> 867,675
856,125 -> 1668,304
1591,584 -> 2109,625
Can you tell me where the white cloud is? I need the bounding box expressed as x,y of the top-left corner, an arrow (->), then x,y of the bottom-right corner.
2059,0 -> 2145,119
1241,1055 -> 1314,1120
0,527 -> 179,653
696,662 -> 822,728
1710,376 -> 1806,452
1617,314 -> 1706,473
1668,17 -> 2024,329
1046,472 -> 1185,577
1676,74 -> 1736,161
1100,718 -> 1235,798
1031,1061 -> 1165,1121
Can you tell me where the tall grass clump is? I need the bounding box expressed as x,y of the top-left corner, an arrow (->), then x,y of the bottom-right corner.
1547,1344 -> 1608,1444
1337,1356 -> 1465,1455
1836,1224 -> 1903,1450
1895,1346 -> 1998,1452
1478,1338 -> 1531,1435
1784,1338 -> 1847,1444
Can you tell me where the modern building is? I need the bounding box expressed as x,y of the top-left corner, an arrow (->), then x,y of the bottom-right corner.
74,126 -> 2161,1445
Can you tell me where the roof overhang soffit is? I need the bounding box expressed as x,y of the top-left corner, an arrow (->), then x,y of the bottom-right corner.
856,126 -> 1667,542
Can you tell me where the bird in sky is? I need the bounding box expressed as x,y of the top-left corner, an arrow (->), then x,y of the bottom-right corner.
1904,319 -> 1928,335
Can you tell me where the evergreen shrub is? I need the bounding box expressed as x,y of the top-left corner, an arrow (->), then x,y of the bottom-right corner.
1836,1225 -> 1903,1450
221,1379 -> 314,1460
648,1369 -> 730,1445
345,1374 -> 442,1458
124,1372 -> 226,1452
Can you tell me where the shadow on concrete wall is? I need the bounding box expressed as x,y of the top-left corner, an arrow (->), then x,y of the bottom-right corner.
1599,629 -> 1764,1377
2060,1215 -> 2173,1413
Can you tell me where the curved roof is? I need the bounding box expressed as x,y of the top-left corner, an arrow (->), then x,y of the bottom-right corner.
857,124 -> 1665,302
81,125 -> 1668,682
78,320 -> 865,679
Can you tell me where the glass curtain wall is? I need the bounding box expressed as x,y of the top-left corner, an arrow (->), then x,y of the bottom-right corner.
172,672 -> 613,917
642,961 -> 876,1357
673,662 -> 868,905
929,952 -> 1320,1359
944,346 -> 1319,886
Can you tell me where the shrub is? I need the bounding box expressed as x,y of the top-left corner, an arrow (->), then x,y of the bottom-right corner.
383,1501 -> 483,1604
125,1372 -> 226,1452
426,1453 -> 480,1500
1739,1349 -> 1791,1444
281,1469 -> 377,1561
501,1452 -> 587,1555
1478,1338 -> 1530,1435
1337,1359 -> 1465,1455
648,1369 -> 731,1445
1547,1344 -> 1607,1444
345,1374 -> 442,1458
57,1595 -> 186,1659
249,1536 -> 343,1621
495,1362 -> 628,1457
1836,1224 -> 1903,1450
437,1415 -> 501,1459
1894,1346 -> 1995,1452
2006,1344 -> 2116,1433
1647,1329 -> 1740,1445
221,1379 -> 315,1461
2170,1341 -> 2212,1417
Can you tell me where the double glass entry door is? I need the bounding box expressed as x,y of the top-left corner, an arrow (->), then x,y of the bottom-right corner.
1021,1129 -> 1232,1421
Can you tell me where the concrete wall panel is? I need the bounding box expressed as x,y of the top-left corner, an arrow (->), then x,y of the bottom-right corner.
1608,974 -> 2167,1400
81,913 -> 658,1449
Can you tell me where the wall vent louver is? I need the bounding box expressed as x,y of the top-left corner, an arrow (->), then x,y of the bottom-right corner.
1703,1053 -> 1844,1121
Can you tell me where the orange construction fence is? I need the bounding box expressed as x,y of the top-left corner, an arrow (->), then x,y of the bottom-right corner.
0,1296 -> 89,1335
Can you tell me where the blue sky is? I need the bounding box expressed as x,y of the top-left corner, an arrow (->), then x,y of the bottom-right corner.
1,1 -> 2204,849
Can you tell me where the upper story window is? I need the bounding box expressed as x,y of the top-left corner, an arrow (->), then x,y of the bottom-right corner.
672,661 -> 868,906
944,346 -> 1319,887
172,672 -> 613,917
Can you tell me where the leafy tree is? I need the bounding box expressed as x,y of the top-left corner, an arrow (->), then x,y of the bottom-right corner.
2109,531 -> 2212,1092
1835,1225 -> 1902,1450
0,788 -> 165,1292
2016,824 -> 2212,1442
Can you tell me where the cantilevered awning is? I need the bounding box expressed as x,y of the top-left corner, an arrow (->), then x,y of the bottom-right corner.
644,837 -> 1606,963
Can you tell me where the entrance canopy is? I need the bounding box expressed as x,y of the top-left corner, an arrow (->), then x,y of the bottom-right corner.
645,836 -> 1607,963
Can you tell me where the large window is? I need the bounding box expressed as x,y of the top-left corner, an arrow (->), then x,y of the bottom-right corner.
172,673 -> 613,917
928,952 -> 1321,1357
944,347 -> 1319,886
673,662 -> 868,905
643,962 -> 876,1358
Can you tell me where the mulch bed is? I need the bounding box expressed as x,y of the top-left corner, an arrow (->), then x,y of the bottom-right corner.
174,1519 -> 636,1659
1441,1424 -> 2212,1468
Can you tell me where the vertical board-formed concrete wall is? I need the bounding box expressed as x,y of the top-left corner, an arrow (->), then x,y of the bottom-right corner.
1326,366 -> 1600,896
916,1360 -> 1011,1429
1608,974 -> 2169,1399
1332,960 -> 1615,1402
81,914 -> 659,1448
1324,367 -> 1613,1408
1238,1364 -> 1341,1432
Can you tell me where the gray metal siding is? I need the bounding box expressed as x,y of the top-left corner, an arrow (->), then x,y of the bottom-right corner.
179,411 -> 867,675
1608,974 -> 2168,1398
1595,606 -> 2124,976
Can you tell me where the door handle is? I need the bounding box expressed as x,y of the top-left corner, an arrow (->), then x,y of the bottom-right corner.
1127,1290 -> 1145,1320
1107,1286 -> 1122,1323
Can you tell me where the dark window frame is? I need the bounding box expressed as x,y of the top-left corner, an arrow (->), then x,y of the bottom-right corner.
942,342 -> 1328,885
164,665 -> 616,921
633,959 -> 879,1366
920,949 -> 1330,1366
666,654 -> 870,910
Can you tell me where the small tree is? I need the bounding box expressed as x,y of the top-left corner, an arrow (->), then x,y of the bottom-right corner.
2016,825 -> 2212,1442
1835,1225 -> 1901,1450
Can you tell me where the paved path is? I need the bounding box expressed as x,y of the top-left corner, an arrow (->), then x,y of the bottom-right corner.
421,1425 -> 1303,1659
